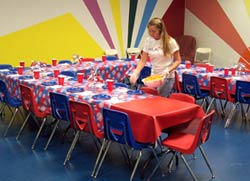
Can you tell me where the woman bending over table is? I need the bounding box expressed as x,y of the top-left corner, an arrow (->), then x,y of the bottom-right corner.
130,17 -> 181,97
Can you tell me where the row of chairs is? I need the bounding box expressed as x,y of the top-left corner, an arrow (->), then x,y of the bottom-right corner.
173,71 -> 250,128
1,76 -> 216,180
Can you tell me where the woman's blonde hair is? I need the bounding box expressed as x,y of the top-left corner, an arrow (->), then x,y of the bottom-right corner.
147,17 -> 170,56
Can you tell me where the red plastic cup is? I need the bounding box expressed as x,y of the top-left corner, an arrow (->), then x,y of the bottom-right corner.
208,65 -> 214,73
19,61 -> 25,67
58,75 -> 65,86
54,69 -> 60,78
33,70 -> 40,79
52,59 -> 57,66
224,68 -> 229,75
185,61 -> 191,69
79,57 -> 84,64
106,79 -> 114,92
17,66 -> 23,75
231,68 -> 236,76
131,54 -> 136,61
77,73 -> 84,83
102,55 -> 106,62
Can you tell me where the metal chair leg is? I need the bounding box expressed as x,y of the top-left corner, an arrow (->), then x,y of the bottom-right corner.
225,103 -> 238,128
4,107 -> 18,137
32,117 -> 47,150
130,151 -> 142,180
16,112 -> 31,140
63,130 -> 80,165
199,146 -> 215,178
93,141 -> 112,178
44,119 -> 60,150
91,139 -> 108,177
180,154 -> 198,181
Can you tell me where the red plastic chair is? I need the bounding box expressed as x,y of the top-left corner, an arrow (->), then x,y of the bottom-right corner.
140,87 -> 159,96
17,84 -> 50,150
169,92 -> 195,103
63,100 -> 103,165
171,71 -> 182,93
149,110 -> 215,180
206,76 -> 234,117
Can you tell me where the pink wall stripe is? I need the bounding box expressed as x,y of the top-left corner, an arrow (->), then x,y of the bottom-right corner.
83,0 -> 115,49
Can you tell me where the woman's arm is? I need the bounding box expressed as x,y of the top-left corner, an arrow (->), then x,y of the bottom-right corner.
129,51 -> 148,84
162,50 -> 181,77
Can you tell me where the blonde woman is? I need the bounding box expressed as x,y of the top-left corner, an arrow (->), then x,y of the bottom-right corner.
130,17 -> 181,97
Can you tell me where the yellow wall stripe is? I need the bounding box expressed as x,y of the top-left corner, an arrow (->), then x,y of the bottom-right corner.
0,13 -> 103,66
110,0 -> 125,57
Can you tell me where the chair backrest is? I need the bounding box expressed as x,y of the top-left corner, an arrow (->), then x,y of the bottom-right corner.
49,92 -> 70,121
102,107 -> 138,147
169,92 -> 195,103
0,64 -> 13,70
182,73 -> 203,98
189,110 -> 215,153
209,76 -> 233,101
140,87 -> 159,96
58,60 -> 72,64
0,79 -> 21,107
172,71 -> 182,93
106,56 -> 118,61
105,49 -> 118,57
194,48 -> 212,63
137,66 -> 151,84
69,100 -> 103,139
60,70 -> 76,77
174,35 -> 196,64
235,80 -> 250,104
126,47 -> 141,58
19,84 -> 48,117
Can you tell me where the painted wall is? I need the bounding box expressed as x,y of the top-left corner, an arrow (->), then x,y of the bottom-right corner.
185,0 -> 250,68
0,0 -> 185,66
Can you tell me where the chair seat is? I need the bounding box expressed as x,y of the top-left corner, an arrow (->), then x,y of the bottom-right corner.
162,133 -> 195,154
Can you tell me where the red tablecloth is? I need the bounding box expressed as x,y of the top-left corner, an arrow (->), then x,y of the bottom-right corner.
111,96 -> 205,143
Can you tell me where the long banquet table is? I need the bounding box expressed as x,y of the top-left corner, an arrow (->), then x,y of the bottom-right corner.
176,64 -> 250,94
0,62 -> 205,144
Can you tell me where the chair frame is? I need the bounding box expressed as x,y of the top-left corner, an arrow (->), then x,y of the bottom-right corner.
148,110 -> 215,180
91,107 -> 159,180
225,80 -> 250,128
0,80 -> 25,136
17,84 -> 50,150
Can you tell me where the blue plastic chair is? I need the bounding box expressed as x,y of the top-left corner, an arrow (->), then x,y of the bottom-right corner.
225,80 -> 250,128
58,60 -> 72,64
60,70 -> 76,77
182,73 -> 210,111
0,80 -> 24,136
136,66 -> 151,89
44,92 -> 71,151
91,107 -> 159,180
0,64 -> 13,70
106,55 -> 118,61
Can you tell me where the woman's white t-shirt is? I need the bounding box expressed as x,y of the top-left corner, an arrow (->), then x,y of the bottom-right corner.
143,36 -> 179,78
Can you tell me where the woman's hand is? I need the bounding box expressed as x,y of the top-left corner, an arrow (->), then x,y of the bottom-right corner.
161,68 -> 169,78
130,70 -> 139,85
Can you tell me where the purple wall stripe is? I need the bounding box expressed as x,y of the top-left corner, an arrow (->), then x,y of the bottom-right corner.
83,0 -> 115,49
